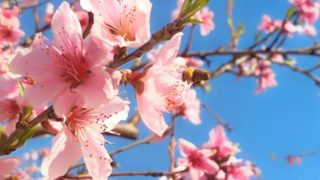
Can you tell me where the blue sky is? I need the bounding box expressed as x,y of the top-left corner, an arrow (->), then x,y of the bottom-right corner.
14,0 -> 320,179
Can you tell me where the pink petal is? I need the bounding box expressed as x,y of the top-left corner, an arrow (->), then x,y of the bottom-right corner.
41,128 -> 82,179
137,91 -> 168,136
4,118 -> 18,137
51,1 -> 82,53
201,158 -> 219,174
54,92 -> 83,118
9,40 -> 59,79
83,35 -> 113,66
96,97 -> 130,132
0,157 -> 20,178
155,32 -> 183,66
79,127 -> 112,180
74,67 -> 111,108
178,138 -> 197,157
189,167 -> 203,180
23,77 -> 67,108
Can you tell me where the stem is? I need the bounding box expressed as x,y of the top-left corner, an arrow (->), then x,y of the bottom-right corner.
109,136 -> 154,156
0,106 -> 55,155
110,19 -> 186,68
168,116 -> 177,174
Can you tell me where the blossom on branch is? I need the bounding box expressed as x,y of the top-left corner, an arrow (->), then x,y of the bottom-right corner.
130,33 -> 190,136
41,93 -> 129,179
0,6 -> 25,46
80,0 -> 152,48
0,157 -> 21,179
10,2 -> 117,108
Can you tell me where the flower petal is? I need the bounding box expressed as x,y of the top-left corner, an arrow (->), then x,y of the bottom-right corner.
41,128 -> 82,179
51,1 -> 82,54
0,157 -> 20,178
178,138 -> 197,157
96,97 -> 130,132
79,127 -> 112,180
74,67 -> 111,108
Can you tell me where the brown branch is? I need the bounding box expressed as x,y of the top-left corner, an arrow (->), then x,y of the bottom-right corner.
110,19 -> 186,68
63,169 -> 187,179
201,103 -> 232,132
273,60 -> 320,86
184,46 -> 320,58
109,135 -> 154,156
0,106 -> 55,155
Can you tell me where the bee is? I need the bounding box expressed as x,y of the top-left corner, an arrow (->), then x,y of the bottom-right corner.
182,67 -> 210,86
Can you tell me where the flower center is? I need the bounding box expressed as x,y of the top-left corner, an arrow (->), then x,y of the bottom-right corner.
66,106 -> 94,131
0,25 -> 13,39
59,56 -> 91,89
189,151 -> 205,168
105,5 -> 137,41
165,81 -> 186,113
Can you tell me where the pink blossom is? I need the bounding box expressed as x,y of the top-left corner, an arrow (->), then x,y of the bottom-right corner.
178,138 -> 219,180
0,75 -> 18,99
80,0 -> 152,48
195,7 -> 215,36
225,161 -> 255,180
44,3 -> 54,24
286,155 -> 303,165
132,33 -> 190,136
0,15 -> 25,45
0,99 -> 20,121
41,93 -> 129,179
258,15 -> 299,36
180,88 -> 201,125
274,20 -> 298,35
0,6 -> 20,19
204,125 -> 238,157
258,15 -> 277,33
271,53 -> 284,63
10,2 -> 117,108
290,0 -> 319,24
255,62 -> 277,93
0,157 -> 21,179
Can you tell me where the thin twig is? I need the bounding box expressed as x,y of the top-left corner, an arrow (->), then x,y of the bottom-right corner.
168,116 -> 177,175
201,103 -> 232,132
109,136 -> 154,156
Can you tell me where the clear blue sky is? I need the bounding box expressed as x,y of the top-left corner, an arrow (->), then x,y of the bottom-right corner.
14,0 -> 320,179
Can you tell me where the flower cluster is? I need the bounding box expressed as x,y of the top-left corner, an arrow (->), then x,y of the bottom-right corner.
0,4 -> 25,46
259,0 -> 320,36
0,0 -> 262,179
238,55 -> 278,93
175,126 -> 260,180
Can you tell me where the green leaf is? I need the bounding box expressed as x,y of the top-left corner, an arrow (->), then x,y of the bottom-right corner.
16,128 -> 36,148
179,0 -> 210,22
235,23 -> 245,37
286,6 -> 296,19
188,18 -> 203,24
